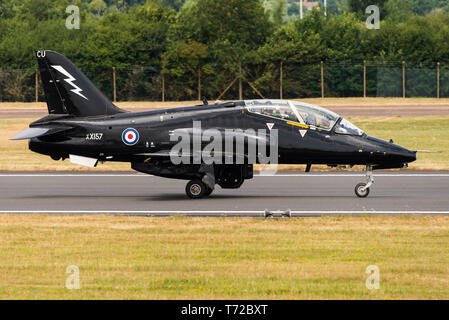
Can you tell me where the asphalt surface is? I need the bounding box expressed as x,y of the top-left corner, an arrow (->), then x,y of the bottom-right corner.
1,171 -> 449,216
3,105 -> 449,118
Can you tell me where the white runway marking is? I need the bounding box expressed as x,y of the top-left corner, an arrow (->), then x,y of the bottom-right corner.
1,210 -> 448,215
0,174 -> 145,177
1,173 -> 449,177
258,174 -> 449,177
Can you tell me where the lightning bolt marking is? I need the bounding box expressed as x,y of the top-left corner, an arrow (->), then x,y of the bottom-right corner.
51,65 -> 88,100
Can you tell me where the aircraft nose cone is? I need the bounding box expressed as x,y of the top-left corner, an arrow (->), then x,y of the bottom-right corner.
395,148 -> 417,164
402,149 -> 417,163
365,136 -> 417,169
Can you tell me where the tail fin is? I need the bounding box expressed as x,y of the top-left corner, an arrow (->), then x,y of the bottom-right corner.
36,50 -> 125,117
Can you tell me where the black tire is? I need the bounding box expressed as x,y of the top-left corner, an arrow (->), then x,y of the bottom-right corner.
186,180 -> 206,199
204,187 -> 213,197
355,183 -> 370,198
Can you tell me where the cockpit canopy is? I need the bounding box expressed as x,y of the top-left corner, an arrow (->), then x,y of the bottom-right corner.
244,100 -> 364,136
334,118 -> 364,136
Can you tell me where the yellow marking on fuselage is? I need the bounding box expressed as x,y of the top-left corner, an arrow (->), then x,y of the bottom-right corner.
286,121 -> 309,129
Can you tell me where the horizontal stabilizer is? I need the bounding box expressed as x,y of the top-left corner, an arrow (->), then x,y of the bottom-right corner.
9,127 -> 70,140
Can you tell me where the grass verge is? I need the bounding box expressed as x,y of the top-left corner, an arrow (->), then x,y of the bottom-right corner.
0,215 -> 448,299
2,98 -> 449,110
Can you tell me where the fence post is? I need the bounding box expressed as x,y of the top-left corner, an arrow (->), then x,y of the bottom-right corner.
402,61 -> 406,98
238,63 -> 243,100
35,69 -> 39,103
198,68 -> 201,101
363,60 -> 367,98
437,62 -> 440,99
280,61 -> 283,100
112,67 -> 117,103
217,77 -> 239,101
161,72 -> 165,102
320,61 -> 324,98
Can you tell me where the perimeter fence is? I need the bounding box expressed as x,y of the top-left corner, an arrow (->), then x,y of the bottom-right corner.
0,61 -> 448,102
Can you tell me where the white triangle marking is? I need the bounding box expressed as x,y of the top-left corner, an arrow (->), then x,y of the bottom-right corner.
299,129 -> 307,138
266,123 -> 274,131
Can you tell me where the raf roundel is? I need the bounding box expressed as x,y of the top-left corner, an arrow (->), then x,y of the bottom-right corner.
122,128 -> 139,146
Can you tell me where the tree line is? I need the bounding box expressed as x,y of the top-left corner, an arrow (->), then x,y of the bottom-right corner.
1,0 -> 449,101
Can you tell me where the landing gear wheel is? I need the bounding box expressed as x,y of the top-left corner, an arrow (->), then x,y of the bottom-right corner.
186,180 -> 206,199
204,187 -> 213,197
355,183 -> 370,198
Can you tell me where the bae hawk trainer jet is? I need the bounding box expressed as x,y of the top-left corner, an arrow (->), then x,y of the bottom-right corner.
11,51 -> 417,198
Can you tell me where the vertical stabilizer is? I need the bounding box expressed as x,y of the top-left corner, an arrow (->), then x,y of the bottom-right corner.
36,50 -> 125,116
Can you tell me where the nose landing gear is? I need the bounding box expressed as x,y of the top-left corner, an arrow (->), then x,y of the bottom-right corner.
355,165 -> 374,198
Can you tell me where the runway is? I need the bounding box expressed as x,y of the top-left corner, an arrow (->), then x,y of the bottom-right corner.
1,171 -> 449,216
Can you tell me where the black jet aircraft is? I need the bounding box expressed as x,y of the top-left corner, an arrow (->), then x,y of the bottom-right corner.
11,51 -> 417,198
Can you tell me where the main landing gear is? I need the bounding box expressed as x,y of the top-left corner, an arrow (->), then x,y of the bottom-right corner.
355,165 -> 374,198
185,180 -> 213,199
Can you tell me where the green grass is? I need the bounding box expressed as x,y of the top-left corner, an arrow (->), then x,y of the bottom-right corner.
2,116 -> 449,170
0,215 -> 448,299
348,116 -> 449,170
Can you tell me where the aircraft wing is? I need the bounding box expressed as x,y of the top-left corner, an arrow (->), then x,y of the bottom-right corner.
135,150 -> 247,158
